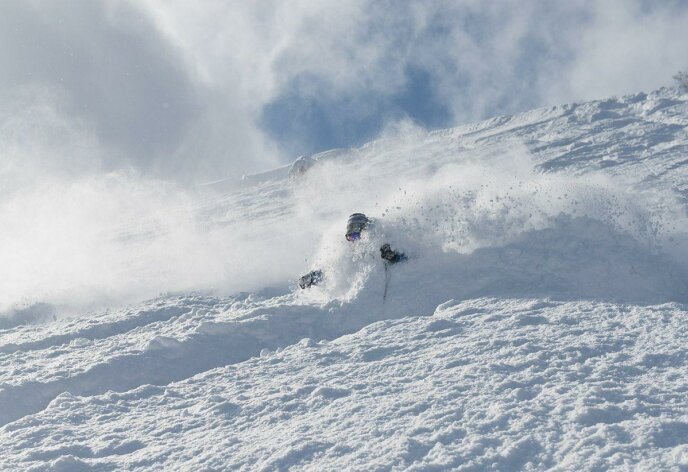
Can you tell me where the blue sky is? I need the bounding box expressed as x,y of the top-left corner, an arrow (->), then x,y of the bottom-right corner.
260,65 -> 453,156
1,0 -> 687,184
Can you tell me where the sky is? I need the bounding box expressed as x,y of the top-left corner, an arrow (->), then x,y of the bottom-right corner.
1,0 -> 687,184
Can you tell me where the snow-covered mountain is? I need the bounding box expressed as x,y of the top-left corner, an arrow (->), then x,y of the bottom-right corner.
2,87 -> 688,471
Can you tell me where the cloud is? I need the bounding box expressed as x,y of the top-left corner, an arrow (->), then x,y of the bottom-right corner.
0,0 -> 280,182
547,0 -> 688,103
138,0 -> 688,160
2,0 -> 686,181
0,1 -> 202,175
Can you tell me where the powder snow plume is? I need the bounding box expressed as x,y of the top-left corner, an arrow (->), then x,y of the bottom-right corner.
3,94 -> 688,321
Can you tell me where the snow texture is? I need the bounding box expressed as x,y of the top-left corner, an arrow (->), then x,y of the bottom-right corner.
2,87 -> 688,470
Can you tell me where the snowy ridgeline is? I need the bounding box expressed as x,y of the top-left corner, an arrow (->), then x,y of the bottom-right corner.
1,87 -> 688,470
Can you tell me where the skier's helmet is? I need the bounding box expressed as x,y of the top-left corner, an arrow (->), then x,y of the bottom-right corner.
345,213 -> 369,241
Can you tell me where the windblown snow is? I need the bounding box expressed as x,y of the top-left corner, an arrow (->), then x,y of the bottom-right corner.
2,87 -> 688,471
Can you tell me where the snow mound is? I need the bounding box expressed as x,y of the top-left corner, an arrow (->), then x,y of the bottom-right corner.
3,298 -> 688,470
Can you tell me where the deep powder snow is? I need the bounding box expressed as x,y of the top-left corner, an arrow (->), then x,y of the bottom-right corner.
1,87 -> 688,470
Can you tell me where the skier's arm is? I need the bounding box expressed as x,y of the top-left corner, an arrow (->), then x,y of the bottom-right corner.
380,244 -> 407,264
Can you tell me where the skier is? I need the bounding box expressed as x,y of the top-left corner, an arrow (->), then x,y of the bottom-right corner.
299,213 -> 406,289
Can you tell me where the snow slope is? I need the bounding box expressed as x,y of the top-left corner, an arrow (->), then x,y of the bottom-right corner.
2,87 -> 688,470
